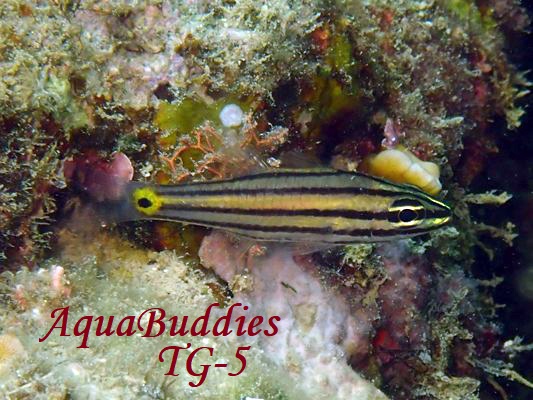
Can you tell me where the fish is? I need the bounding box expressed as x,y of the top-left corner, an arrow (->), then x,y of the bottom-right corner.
103,168 -> 452,244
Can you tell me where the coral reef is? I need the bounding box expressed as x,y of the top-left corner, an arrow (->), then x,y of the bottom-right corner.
0,229 -> 385,399
1,0 -> 529,263
199,231 -> 387,399
0,0 -> 531,399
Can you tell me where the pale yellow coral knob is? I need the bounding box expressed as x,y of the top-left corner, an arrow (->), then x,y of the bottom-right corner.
361,147 -> 442,195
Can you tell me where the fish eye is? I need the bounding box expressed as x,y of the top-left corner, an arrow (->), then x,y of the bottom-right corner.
137,197 -> 153,209
398,208 -> 418,223
388,198 -> 425,226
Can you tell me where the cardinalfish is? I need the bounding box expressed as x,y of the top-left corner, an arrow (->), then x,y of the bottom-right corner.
101,169 -> 452,244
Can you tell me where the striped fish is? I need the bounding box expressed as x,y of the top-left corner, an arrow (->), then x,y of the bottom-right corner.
109,169 -> 451,244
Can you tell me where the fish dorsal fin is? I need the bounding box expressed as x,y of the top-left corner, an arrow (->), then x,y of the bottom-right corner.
278,150 -> 324,169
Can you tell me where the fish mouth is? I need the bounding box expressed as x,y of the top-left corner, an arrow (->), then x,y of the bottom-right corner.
434,215 -> 452,226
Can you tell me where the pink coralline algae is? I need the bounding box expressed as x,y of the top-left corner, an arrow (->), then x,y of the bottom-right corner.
372,243 -> 433,391
73,5 -> 187,108
381,118 -> 405,149
63,152 -> 133,202
199,231 -> 385,399
198,231 -> 511,398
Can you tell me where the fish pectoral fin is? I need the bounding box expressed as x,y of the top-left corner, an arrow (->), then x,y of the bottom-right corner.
220,230 -> 339,256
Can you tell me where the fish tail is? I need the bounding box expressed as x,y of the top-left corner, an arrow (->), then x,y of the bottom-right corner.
90,181 -> 145,224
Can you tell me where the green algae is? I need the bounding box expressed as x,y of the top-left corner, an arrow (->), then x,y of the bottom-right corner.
463,190 -> 512,205
316,30 -> 362,118
154,96 -> 251,147
41,73 -> 89,131
326,30 -> 357,74
154,98 -> 220,135
342,243 -> 375,266
445,0 -> 497,32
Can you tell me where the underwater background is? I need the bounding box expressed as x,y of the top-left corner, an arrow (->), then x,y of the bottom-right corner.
480,0 -> 533,395
0,0 -> 532,399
